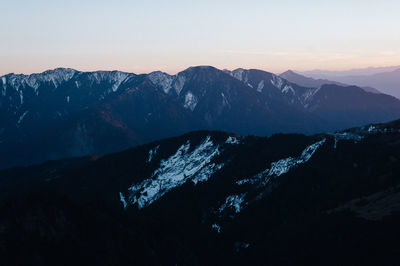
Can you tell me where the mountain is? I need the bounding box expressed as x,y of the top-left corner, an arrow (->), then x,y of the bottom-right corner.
299,67 -> 400,98
224,68 -> 399,129
301,65 -> 400,78
280,70 -> 381,94
1,120 -> 400,265
1,66 -> 400,169
280,70 -> 347,88
325,69 -> 400,99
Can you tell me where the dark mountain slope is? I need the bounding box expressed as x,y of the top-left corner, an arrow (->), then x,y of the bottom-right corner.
308,84 -> 400,129
1,120 -> 400,265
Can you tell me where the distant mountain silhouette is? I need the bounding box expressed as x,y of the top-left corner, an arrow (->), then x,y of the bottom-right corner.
280,70 -> 381,94
301,65 -> 400,78
321,69 -> 400,99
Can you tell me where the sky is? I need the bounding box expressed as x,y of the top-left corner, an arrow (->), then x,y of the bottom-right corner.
1,0 -> 400,75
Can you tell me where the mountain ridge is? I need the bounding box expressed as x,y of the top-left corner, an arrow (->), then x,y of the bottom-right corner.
1,66 -> 400,169
298,67 -> 400,98
1,119 -> 400,265
280,70 -> 381,94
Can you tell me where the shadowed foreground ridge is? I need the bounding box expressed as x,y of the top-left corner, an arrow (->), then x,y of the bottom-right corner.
1,119 -> 400,265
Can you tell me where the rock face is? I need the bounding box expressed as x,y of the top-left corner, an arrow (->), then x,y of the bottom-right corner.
1,66 -> 400,169
1,119 -> 400,265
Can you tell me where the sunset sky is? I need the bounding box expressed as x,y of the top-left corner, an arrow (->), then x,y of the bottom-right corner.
1,0 -> 400,75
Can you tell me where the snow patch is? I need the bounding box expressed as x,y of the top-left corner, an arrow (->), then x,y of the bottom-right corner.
3,69 -> 76,93
231,69 -> 245,81
303,89 -> 316,101
17,111 -> 29,125
39,68 -> 76,88
148,71 -> 174,94
111,72 -> 130,92
331,132 -> 363,149
19,90 -> 23,105
282,85 -> 295,94
147,145 -> 160,163
257,80 -> 264,92
360,125 -> 400,135
25,76 -> 39,90
66,96 -> 70,103
268,139 -> 326,177
237,139 -> 326,186
235,242 -> 250,252
221,92 -> 230,107
184,91 -> 198,111
192,163 -> 224,185
88,71 -> 131,92
119,192 -> 127,209
271,75 -> 284,89
226,136 -> 240,145
128,136 -> 222,209
219,194 -> 247,214
212,224 -> 221,233
367,125 -> 376,133
173,74 -> 186,95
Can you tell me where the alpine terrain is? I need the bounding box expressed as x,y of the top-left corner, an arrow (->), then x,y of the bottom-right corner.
1,119 -> 400,265
1,66 -> 400,169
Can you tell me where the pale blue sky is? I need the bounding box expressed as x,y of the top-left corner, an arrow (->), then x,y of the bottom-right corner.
1,0 -> 399,75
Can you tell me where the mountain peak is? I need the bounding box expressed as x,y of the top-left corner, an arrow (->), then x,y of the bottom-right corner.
182,65 -> 221,75
280,69 -> 303,77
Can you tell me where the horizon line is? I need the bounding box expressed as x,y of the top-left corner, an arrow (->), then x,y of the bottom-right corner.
2,64 -> 400,77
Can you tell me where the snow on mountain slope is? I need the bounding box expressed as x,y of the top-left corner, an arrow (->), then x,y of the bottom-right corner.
147,71 -> 175,94
1,68 -> 134,99
0,68 -> 136,128
121,134 -> 328,214
2,68 -> 77,92
218,194 -> 247,214
227,68 -> 317,108
87,71 -> 132,92
123,123 -> 400,212
183,91 -> 198,111
2,120 -> 400,265
147,71 -> 187,95
126,136 -> 223,209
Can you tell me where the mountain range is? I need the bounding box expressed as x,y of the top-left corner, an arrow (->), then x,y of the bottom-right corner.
298,67 -> 400,98
280,70 -> 381,94
1,119 -> 400,265
1,66 -> 400,169
301,65 -> 400,78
